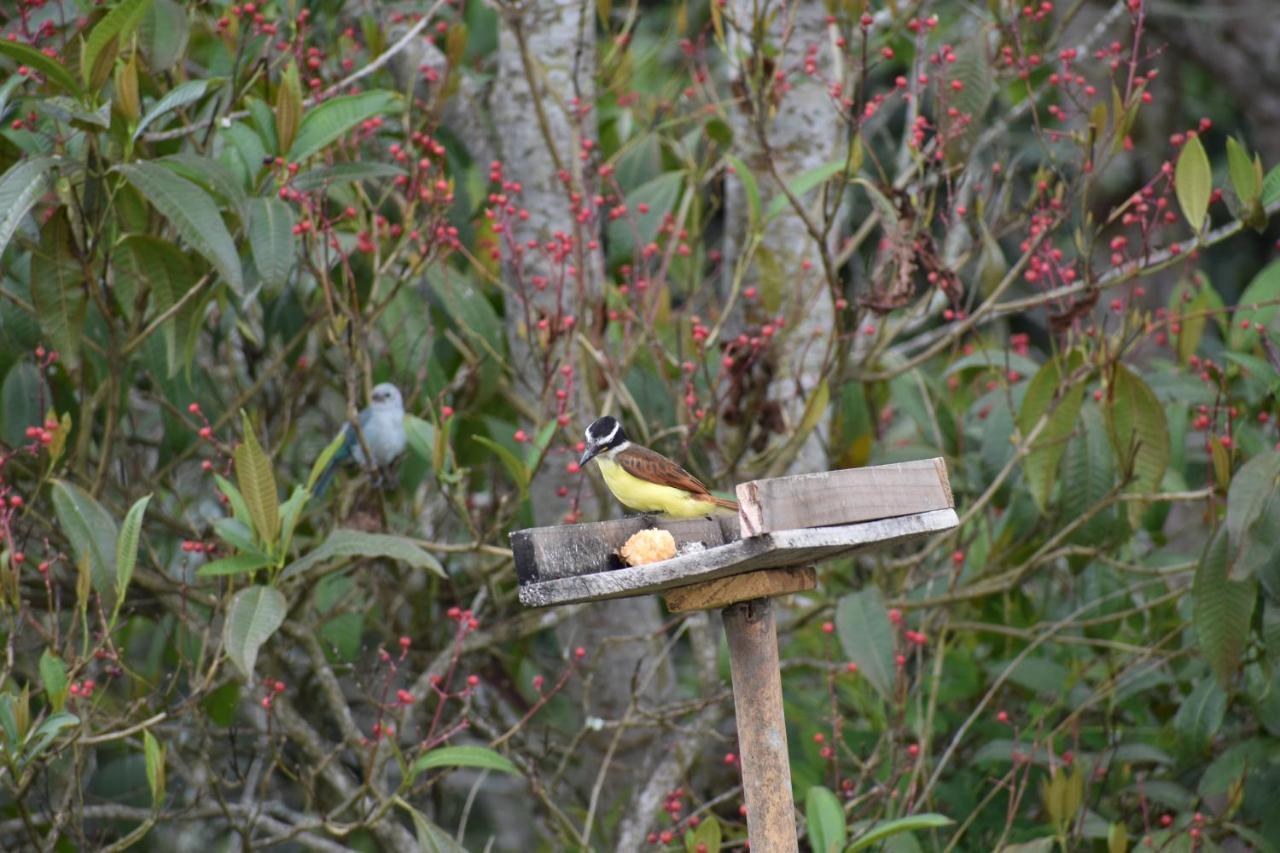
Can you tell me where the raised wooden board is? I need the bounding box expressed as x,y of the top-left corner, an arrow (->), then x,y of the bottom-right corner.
735,458 -> 953,536
663,567 -> 817,612
516,509 -> 957,607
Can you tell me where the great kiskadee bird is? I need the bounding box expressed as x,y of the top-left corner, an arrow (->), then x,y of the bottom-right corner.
578,416 -> 739,518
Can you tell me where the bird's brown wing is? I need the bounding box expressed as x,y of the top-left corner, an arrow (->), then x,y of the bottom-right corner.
615,444 -> 713,497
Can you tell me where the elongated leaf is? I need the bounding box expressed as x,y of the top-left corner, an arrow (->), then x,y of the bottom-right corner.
765,160 -> 845,221
399,799 -> 469,853
1226,451 -> 1280,550
143,729 -> 165,806
0,156 -> 55,262
687,816 -> 722,853
138,0 -> 188,73
1226,137 -> 1260,205
212,518 -> 259,555
275,61 -> 302,155
39,650 -> 68,712
1228,261 -> 1280,351
223,585 -> 286,679
291,161 -> 406,192
848,815 -> 953,851
115,161 -> 243,293
81,0 -> 154,89
1172,277 -> 1224,364
51,480 -> 118,603
282,529 -> 445,579
472,435 -> 530,497
1105,365 -> 1168,518
287,90 -> 400,163
1194,528 -> 1256,689
214,474 -> 252,528
606,170 -> 684,261
1175,135 -> 1212,233
22,712 -> 78,766
1017,354 -> 1085,512
724,153 -> 760,231
0,41 -> 84,98
247,197 -> 296,288
1174,674 -> 1227,745
805,785 -> 846,853
409,745 -> 519,780
113,234 -> 193,376
1265,165 -> 1280,206
307,430 -> 349,493
115,494 -> 150,602
277,486 -> 308,558
134,78 -> 217,140
836,586 -> 895,700
234,412 -> 280,548
29,210 -> 87,369
198,552 -> 271,577
0,363 -> 47,448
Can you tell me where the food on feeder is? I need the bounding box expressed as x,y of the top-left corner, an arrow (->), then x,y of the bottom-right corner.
619,528 -> 677,565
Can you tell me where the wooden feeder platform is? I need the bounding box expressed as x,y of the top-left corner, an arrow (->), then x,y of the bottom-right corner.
511,458 -> 957,851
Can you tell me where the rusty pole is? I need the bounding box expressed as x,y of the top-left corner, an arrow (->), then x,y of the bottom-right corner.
722,597 -> 799,852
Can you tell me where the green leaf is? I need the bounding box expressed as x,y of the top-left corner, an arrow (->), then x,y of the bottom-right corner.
282,529 -> 445,579
398,799 -> 469,853
234,412 -> 280,548
1173,673 -> 1227,745
836,586 -> 895,700
472,435 -> 530,497
724,154 -> 760,231
0,41 -> 84,99
222,585 -> 286,679
1174,135 -> 1212,233
51,480 -> 119,604
847,815 -> 953,851
1194,527 -> 1256,689
138,0 -> 189,73
290,161 -> 406,192
39,650 -> 69,712
288,90 -> 400,163
277,485 -> 308,558
115,494 -> 150,602
1105,365 -> 1169,518
409,745 -> 519,780
198,552 -> 271,577
1264,165 -> 1280,206
307,429 -> 348,493
212,518 -> 259,555
22,711 -> 78,766
805,785 -> 846,853
143,729 -> 165,806
1171,277 -> 1225,364
214,474 -> 252,528
1226,137 -> 1260,205
1017,353 -> 1085,512
0,156 -> 55,263
246,197 -> 296,288
765,160 -> 844,221
29,210 -> 87,369
115,161 -> 243,294
134,78 -> 217,140
1226,451 -> 1280,553
81,0 -> 154,89
1061,403 -> 1120,546
404,415 -> 437,472
606,170 -> 684,261
0,363 -> 48,449
1228,261 -> 1280,351
113,234 -> 194,376
686,815 -> 722,853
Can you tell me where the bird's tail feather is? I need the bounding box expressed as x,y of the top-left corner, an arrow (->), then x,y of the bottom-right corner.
711,495 -> 739,513
313,462 -> 338,497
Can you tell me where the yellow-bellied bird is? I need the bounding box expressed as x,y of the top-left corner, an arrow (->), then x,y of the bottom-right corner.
578,416 -> 738,518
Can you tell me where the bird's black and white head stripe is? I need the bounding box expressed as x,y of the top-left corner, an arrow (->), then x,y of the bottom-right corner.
580,415 -> 629,465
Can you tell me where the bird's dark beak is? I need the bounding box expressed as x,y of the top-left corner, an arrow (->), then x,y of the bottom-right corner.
579,444 -> 598,466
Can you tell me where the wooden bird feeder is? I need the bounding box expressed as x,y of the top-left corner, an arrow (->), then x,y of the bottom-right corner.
513,458 -> 957,851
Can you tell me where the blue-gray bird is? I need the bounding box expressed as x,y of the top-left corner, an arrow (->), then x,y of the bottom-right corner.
313,383 -> 407,496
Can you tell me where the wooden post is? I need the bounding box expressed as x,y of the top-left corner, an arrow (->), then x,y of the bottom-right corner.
723,597 -> 799,852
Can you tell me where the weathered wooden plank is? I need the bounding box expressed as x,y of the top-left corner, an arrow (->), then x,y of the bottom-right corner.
663,567 -> 816,612
511,514 -> 738,583
517,508 -> 957,607
723,598 -> 799,852
736,458 -> 953,536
